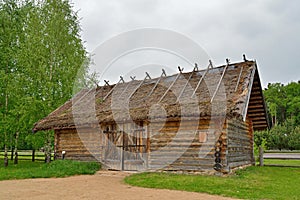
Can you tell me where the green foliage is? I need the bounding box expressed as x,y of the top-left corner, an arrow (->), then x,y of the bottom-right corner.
254,118 -> 300,150
257,82 -> 300,150
0,0 -> 88,162
0,160 -> 101,180
288,126 -> 300,150
125,167 -> 300,200
25,131 -> 54,150
264,82 -> 300,125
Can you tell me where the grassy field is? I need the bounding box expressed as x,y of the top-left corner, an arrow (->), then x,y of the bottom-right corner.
0,160 -> 100,181
264,159 -> 300,166
125,166 -> 300,200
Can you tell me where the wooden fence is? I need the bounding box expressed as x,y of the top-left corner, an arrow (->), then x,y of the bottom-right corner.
0,150 -> 54,162
258,147 -> 300,167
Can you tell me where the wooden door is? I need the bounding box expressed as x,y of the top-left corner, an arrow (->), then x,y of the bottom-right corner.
102,122 -> 147,171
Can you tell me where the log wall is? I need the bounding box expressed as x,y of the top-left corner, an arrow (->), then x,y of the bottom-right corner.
55,128 -> 102,161
54,116 -> 254,172
226,117 -> 255,169
148,117 -> 227,172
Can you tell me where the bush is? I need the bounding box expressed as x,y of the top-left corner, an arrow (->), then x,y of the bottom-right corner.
255,118 -> 300,150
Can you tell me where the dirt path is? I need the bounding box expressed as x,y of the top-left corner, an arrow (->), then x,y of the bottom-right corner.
0,171 -> 238,200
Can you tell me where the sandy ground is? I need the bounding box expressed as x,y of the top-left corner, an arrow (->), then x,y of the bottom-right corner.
0,171 -> 238,200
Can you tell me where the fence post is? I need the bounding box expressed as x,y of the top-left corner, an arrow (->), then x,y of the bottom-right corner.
10,147 -> 14,161
259,146 -> 264,166
32,149 -> 35,162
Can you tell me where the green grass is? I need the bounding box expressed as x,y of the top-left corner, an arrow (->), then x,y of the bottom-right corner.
264,159 -> 300,166
0,160 -> 101,181
125,166 -> 300,200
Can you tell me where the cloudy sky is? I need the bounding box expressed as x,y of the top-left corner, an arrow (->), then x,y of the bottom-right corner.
71,0 -> 299,88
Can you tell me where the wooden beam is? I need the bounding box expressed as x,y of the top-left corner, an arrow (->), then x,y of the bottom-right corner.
234,66 -> 243,92
191,61 -> 212,98
211,63 -> 229,103
242,66 -> 257,121
159,73 -> 181,103
177,71 -> 195,102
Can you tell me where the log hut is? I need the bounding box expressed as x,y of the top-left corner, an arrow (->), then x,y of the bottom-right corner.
33,59 -> 269,173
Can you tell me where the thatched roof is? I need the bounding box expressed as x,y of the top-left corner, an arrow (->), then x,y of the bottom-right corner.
33,60 -> 269,132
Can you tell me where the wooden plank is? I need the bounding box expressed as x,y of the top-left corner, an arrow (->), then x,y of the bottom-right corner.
242,66 -> 257,121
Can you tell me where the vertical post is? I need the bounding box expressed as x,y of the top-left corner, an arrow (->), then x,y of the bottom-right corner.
259,146 -> 264,166
121,121 -> 125,171
32,149 -> 35,162
10,147 -> 14,160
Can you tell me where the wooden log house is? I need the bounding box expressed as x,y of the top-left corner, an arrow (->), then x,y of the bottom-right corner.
33,60 -> 269,173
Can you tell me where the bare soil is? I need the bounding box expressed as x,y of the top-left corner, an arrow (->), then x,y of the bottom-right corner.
0,170 -> 238,200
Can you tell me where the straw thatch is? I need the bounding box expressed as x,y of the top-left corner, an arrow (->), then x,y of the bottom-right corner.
33,60 -> 269,132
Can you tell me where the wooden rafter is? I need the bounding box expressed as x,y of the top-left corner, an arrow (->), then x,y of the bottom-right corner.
235,66 -> 243,92
176,65 -> 199,102
210,61 -> 229,103
158,71 -> 181,103
127,72 -> 151,101
103,76 -> 125,101
191,61 -> 213,98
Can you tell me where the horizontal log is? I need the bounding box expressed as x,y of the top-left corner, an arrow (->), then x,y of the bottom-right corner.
228,161 -> 252,168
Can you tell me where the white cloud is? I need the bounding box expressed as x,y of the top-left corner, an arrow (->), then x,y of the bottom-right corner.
71,0 -> 300,87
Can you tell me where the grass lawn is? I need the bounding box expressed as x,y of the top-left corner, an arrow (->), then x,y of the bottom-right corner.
0,160 -> 100,181
264,159 -> 300,166
125,166 -> 300,200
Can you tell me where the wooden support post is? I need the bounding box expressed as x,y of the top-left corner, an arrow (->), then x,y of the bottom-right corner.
259,146 -> 264,166
10,147 -> 14,161
32,149 -> 35,162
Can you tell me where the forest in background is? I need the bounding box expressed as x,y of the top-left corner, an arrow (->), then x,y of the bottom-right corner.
255,81 -> 300,150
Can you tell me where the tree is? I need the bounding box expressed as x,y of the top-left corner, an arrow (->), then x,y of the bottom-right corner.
18,0 -> 88,163
256,81 -> 300,150
0,0 -> 88,165
289,127 -> 300,150
0,0 -> 27,167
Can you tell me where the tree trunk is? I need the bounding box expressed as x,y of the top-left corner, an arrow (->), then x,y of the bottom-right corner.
4,145 -> 8,167
45,131 -> 51,163
4,92 -> 8,167
14,132 -> 19,165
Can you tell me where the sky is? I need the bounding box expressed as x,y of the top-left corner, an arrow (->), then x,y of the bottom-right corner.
71,0 -> 300,88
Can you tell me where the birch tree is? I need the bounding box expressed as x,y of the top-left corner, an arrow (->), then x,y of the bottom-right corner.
1,0 -> 88,165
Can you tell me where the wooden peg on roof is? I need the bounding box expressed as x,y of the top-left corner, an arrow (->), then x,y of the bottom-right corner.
119,76 -> 125,83
104,80 -> 110,86
226,58 -> 230,65
162,69 -> 166,76
145,72 -> 151,79
178,66 -> 184,73
209,60 -> 213,68
194,63 -> 199,71
130,76 -> 136,81
243,54 -> 248,62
